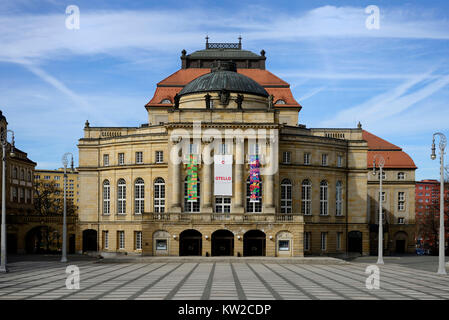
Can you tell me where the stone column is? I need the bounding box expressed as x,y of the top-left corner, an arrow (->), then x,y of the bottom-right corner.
202,156 -> 213,213
263,141 -> 275,213
171,141 -> 182,213
234,137 -> 244,213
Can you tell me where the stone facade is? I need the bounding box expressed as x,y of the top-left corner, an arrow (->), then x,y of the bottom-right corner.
77,42 -> 416,257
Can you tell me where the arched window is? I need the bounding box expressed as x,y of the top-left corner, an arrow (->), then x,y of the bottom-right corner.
13,167 -> 17,179
154,178 -> 165,213
184,176 -> 200,212
27,171 -> 32,182
160,99 -> 172,104
336,181 -> 343,216
301,180 -> 312,215
246,176 -> 262,213
320,180 -> 328,216
103,180 -> 110,215
117,178 -> 126,214
275,99 -> 286,105
20,169 -> 24,180
134,178 -> 144,214
280,179 -> 292,213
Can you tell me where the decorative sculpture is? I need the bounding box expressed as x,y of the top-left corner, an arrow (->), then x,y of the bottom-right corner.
236,94 -> 244,109
219,89 -> 230,106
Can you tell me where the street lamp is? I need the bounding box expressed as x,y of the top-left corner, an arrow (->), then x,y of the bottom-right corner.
0,129 -> 15,273
372,154 -> 385,265
61,152 -> 74,263
431,132 -> 447,275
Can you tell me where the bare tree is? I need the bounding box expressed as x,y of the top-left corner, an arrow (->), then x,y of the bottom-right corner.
34,180 -> 77,216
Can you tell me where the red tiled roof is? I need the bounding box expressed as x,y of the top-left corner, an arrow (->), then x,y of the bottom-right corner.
146,68 -> 301,108
363,130 -> 416,169
362,130 -> 400,150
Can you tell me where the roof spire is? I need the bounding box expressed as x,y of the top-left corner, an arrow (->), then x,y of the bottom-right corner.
238,35 -> 242,49
205,35 -> 209,49
357,121 -> 362,129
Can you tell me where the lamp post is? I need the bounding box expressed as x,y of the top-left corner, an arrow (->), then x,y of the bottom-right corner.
61,152 -> 74,263
431,133 -> 447,275
0,129 -> 15,273
372,154 -> 385,265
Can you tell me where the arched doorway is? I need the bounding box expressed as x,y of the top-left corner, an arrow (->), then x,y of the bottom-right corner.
348,231 -> 362,254
25,226 -> 61,254
179,229 -> 202,256
394,231 -> 408,254
82,229 -> 98,252
243,230 -> 266,256
212,230 -> 234,256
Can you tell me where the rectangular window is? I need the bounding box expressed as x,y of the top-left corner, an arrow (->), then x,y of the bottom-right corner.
304,153 -> 311,165
135,151 -> 143,164
304,232 -> 311,251
249,143 -> 259,155
54,176 -> 60,180
282,151 -> 291,164
398,192 -> 405,211
380,191 -> 386,202
337,232 -> 343,250
189,143 -> 199,154
215,197 -> 231,213
219,143 -> 229,155
156,239 -> 167,251
103,154 -> 109,166
321,232 -> 327,251
398,217 -> 405,224
34,175 -> 40,180
155,151 -> 164,163
103,231 -> 109,249
321,154 -> 328,166
19,188 -> 24,202
278,240 -> 290,251
118,231 -> 125,250
320,183 -> 328,216
398,172 -> 405,180
378,171 -> 386,180
118,153 -> 125,165
44,176 -> 50,180
337,155 -> 343,168
135,231 -> 142,250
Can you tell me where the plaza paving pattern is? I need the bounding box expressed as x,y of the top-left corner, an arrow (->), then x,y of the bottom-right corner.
1,259 -> 449,300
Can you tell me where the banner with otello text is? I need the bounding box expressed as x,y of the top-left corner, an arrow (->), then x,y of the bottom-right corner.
214,155 -> 233,196
249,155 -> 260,202
187,154 -> 198,202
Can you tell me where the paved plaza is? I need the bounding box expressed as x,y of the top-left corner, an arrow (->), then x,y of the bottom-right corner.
1,257 -> 449,300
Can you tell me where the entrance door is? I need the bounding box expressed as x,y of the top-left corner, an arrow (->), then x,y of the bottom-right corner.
396,240 -> 406,253
82,229 -> 98,252
243,230 -> 266,256
69,234 -> 76,254
179,229 -> 202,256
212,230 -> 234,256
348,231 -> 362,254
7,234 -> 17,254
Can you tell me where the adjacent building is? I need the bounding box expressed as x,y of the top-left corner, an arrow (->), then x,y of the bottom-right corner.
77,39 -> 417,257
0,111 -> 36,253
415,179 -> 449,251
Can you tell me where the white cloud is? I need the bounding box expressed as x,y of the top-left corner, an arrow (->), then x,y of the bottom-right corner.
0,6 -> 449,63
320,71 -> 449,129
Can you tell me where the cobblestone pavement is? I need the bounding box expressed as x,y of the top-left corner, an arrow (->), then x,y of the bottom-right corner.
1,260 -> 449,300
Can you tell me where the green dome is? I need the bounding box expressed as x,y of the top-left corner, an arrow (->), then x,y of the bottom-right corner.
179,61 -> 269,97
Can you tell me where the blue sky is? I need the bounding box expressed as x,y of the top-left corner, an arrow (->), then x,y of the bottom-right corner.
1,0 -> 449,180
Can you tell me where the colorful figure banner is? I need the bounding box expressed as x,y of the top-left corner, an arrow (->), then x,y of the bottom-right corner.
187,154 -> 198,202
249,155 -> 260,202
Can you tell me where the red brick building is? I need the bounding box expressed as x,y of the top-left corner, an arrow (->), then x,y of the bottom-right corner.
415,179 -> 449,252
